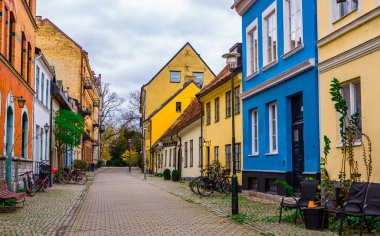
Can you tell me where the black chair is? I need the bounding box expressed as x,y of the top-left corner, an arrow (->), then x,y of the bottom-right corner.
359,183 -> 380,236
278,180 -> 319,224
325,182 -> 369,235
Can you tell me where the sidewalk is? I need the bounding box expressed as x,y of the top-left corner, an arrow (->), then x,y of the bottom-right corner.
131,170 -> 336,236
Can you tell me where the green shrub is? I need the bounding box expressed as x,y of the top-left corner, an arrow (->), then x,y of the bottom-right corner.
163,169 -> 171,176
74,160 -> 88,171
172,169 -> 180,177
97,160 -> 104,166
106,160 -> 114,166
157,172 -> 163,177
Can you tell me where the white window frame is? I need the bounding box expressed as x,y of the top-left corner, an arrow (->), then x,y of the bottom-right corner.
262,2 -> 278,67
251,109 -> 259,155
246,18 -> 259,76
283,0 -> 303,54
333,0 -> 358,21
268,102 -> 278,154
341,80 -> 361,141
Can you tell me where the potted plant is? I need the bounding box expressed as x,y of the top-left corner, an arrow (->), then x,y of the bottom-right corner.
172,169 -> 180,182
163,169 -> 171,180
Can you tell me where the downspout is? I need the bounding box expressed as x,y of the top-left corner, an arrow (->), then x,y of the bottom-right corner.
175,134 -> 181,178
149,120 -> 152,173
171,135 -> 178,170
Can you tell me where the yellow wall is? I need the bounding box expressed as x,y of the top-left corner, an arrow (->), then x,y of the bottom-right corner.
200,73 -> 243,183
318,2 -> 380,182
143,44 -> 214,118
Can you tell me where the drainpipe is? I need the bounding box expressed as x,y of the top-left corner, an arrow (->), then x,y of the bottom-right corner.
175,134 -> 181,177
171,135 -> 178,170
149,120 -> 152,173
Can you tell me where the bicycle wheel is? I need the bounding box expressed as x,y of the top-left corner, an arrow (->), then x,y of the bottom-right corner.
222,178 -> 231,194
75,173 -> 87,185
58,173 -> 70,184
197,178 -> 212,196
189,177 -> 201,195
40,177 -> 49,192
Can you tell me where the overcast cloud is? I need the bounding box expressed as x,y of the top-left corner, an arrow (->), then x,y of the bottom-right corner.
37,0 -> 241,98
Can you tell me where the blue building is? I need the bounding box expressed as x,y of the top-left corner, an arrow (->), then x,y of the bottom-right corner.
232,0 -> 319,195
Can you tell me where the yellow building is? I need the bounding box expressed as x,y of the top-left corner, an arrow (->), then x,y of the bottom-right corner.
317,1 -> 380,182
197,44 -> 243,183
140,43 -> 215,172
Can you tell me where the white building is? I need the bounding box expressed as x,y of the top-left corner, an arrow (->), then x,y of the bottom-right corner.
33,48 -> 53,167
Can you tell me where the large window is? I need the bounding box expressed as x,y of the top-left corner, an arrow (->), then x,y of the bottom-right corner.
21,33 -> 26,78
251,109 -> 259,155
341,80 -> 361,139
214,97 -> 220,122
334,0 -> 358,20
184,142 -> 188,168
41,73 -> 45,103
269,102 -> 278,153
8,13 -> 15,64
214,146 -> 219,161
192,72 -> 204,85
246,19 -> 259,75
46,80 -> 49,107
170,71 -> 181,83
234,86 -> 240,114
226,91 -> 231,118
235,143 -> 241,171
283,0 -> 303,53
190,140 -> 193,167
36,66 -> 40,98
225,144 -> 231,171
262,3 -> 277,66
206,102 -> 211,125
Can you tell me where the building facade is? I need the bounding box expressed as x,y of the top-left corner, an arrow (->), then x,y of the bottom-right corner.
233,0 -> 320,195
318,1 -> 380,182
0,0 -> 37,190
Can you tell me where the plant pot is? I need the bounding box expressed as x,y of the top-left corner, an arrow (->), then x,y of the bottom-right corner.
172,175 -> 180,182
164,175 -> 170,180
303,207 -> 329,230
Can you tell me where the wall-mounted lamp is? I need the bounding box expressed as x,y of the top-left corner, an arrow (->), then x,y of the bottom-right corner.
203,140 -> 211,147
44,123 -> 50,134
12,96 -> 26,108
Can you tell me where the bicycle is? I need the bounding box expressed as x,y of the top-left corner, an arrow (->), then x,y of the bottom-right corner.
19,171 -> 35,196
35,172 -> 49,192
189,170 -> 208,195
58,167 -> 88,185
197,165 -> 231,196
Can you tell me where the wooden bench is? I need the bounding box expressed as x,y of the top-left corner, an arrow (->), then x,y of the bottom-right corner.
0,180 -> 26,212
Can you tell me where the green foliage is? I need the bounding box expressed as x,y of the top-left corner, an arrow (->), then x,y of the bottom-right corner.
54,109 -> 84,147
155,172 -> 163,177
171,169 -> 180,177
231,214 -> 248,224
97,159 -> 104,166
163,169 -> 171,176
274,180 -> 295,197
74,160 -> 88,170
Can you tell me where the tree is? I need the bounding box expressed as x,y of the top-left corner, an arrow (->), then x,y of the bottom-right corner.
54,109 -> 84,168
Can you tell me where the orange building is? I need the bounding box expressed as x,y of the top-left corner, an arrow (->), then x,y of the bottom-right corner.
0,0 -> 37,190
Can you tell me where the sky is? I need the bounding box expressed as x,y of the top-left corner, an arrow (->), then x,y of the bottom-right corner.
36,0 -> 242,99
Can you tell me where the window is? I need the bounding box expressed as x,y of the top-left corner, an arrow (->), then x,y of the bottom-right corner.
269,102 -> 278,153
164,150 -> 167,167
184,142 -> 188,168
226,91 -> 231,117
248,177 -> 258,190
173,148 -> 176,168
21,113 -> 28,158
176,102 -> 181,113
21,33 -> 26,78
192,72 -> 204,85
46,79 -> 49,107
166,150 -> 170,167
214,97 -> 220,122
41,73 -> 45,103
235,143 -> 241,171
8,13 -> 15,64
246,19 -> 259,75
266,178 -> 277,192
283,0 -> 303,52
170,71 -> 181,83
169,149 -> 172,167
262,3 -> 277,66
36,66 -> 40,98
214,146 -> 219,161
234,86 -> 240,114
27,43 -> 32,83
206,102 -> 211,125
225,144 -> 231,170
251,109 -> 259,155
199,137 -> 202,167
334,0 -> 358,20
341,80 -> 361,139
190,140 -> 193,167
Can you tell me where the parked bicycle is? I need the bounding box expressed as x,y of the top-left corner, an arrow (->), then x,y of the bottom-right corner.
35,172 -> 49,192
58,166 -> 87,185
19,171 -> 35,196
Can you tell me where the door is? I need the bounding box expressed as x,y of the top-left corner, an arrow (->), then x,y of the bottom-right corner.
291,94 -> 304,190
5,107 -> 14,188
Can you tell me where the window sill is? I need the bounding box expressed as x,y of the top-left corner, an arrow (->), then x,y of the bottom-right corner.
244,71 -> 259,81
248,154 -> 259,157
265,152 -> 278,156
215,120 -> 219,123
225,115 -> 231,119
234,112 -> 240,115
281,44 -> 304,59
261,60 -> 278,72
336,140 -> 362,148
332,8 -> 358,24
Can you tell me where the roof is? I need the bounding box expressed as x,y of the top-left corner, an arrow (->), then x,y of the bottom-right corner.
159,98 -> 202,141
197,65 -> 231,97
142,42 -> 215,89
143,81 -> 199,122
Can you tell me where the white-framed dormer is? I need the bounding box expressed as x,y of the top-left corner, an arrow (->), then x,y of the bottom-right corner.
282,0 -> 304,59
246,18 -> 259,80
262,1 -> 278,70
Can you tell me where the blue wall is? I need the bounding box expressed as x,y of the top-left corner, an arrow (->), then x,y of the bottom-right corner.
241,0 -> 320,174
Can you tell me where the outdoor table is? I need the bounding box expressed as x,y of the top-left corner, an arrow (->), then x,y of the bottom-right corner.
301,207 -> 329,230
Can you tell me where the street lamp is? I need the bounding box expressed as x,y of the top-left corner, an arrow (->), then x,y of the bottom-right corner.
44,123 -> 50,134
128,138 -> 132,173
222,51 -> 240,215
12,96 -> 26,108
